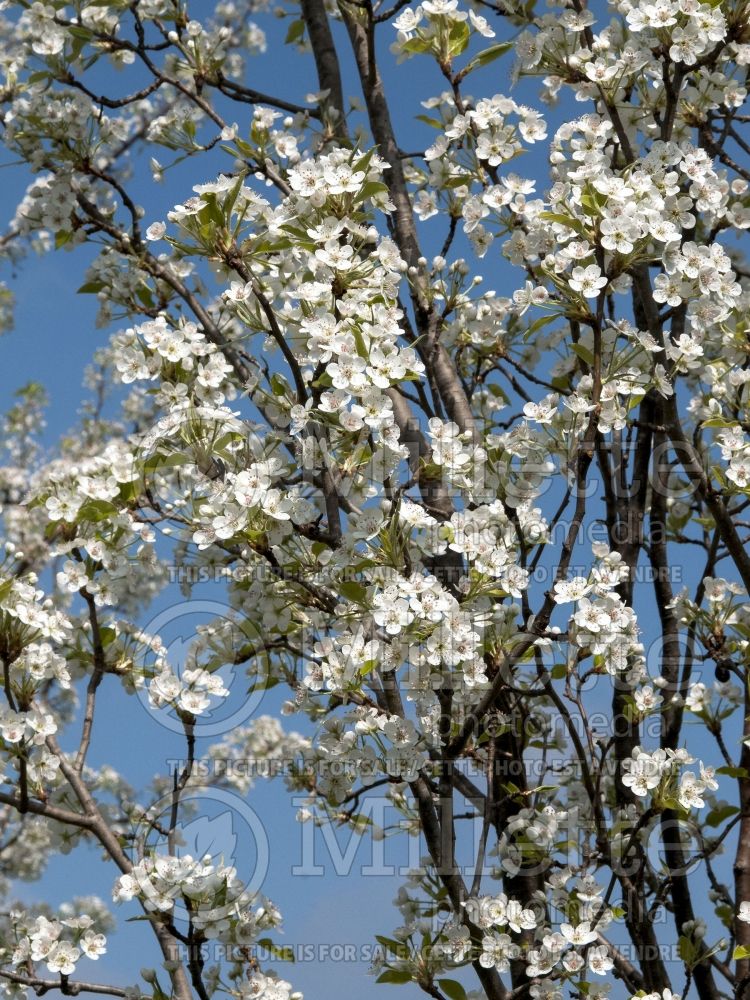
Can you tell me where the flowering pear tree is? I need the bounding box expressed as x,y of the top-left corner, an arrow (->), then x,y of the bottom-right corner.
2,0 -> 750,998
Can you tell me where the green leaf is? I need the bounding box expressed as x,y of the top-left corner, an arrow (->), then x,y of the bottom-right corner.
77,281 -> 105,294
224,171 -> 246,224
78,500 -> 118,522
571,343 -> 595,366
580,184 -> 607,214
461,40 -> 513,76
523,312 -> 559,342
199,194 -> 225,228
257,938 -> 295,961
401,36 -> 432,55
270,373 -> 289,396
627,392 -> 645,411
376,936 -> 407,957
438,981 -> 467,1000
447,20 -> 470,56
677,935 -> 697,967
376,970 -> 413,984
340,580 -> 367,604
539,211 -> 587,237
285,18 -> 305,44
474,40 -> 513,65
359,181 -> 389,202
415,115 -> 444,129
98,626 -> 117,648
716,766 -> 749,778
233,138 -> 257,157
735,945 -> 750,961
247,674 -> 280,694
701,418 -> 735,428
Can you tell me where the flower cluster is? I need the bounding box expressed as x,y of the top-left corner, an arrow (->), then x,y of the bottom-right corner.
207,716 -> 310,795
624,0 -> 726,66
622,746 -> 718,810
554,545 -> 643,677
5,911 -> 106,977
148,665 -> 229,717
113,853 -> 281,945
